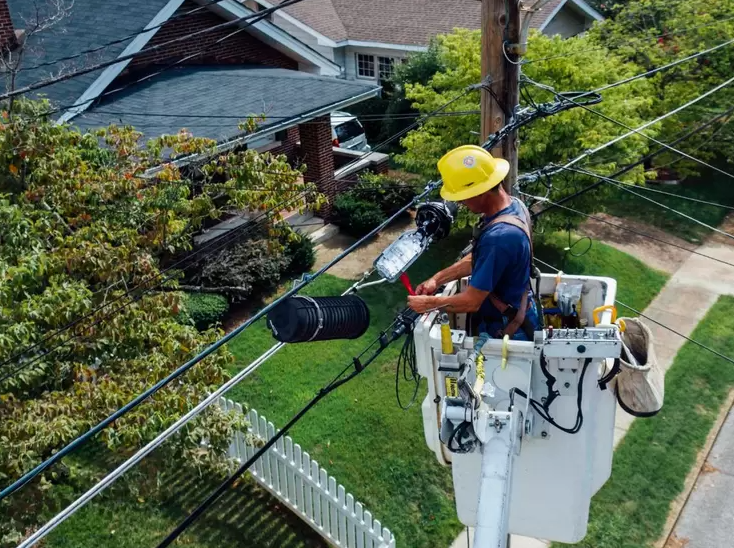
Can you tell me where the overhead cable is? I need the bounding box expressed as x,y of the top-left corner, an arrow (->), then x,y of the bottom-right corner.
518,191 -> 734,269
524,76 -> 734,182
17,0 -> 230,74
15,268 -> 379,547
530,104 -> 734,217
153,311 -> 418,548
0,0 -> 308,102
569,167 -> 734,241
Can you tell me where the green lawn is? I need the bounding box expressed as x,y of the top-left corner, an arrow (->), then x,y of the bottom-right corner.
603,171 -> 734,243
225,230 -> 669,548
44,472 -> 326,548
554,295 -> 734,548
38,228 -> 670,548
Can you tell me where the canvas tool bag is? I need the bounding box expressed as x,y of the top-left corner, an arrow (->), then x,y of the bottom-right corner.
613,317 -> 664,417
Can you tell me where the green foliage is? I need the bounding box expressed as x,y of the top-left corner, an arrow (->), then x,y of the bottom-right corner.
179,293 -> 230,330
350,172 -> 420,215
589,0 -> 734,178
553,296 -> 734,548
280,230 -> 316,277
333,173 -> 419,237
194,238 -> 289,302
395,29 -> 657,230
0,97 -> 322,543
333,193 -> 387,237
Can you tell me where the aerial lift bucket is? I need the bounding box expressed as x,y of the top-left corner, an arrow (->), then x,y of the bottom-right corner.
414,273 -> 622,546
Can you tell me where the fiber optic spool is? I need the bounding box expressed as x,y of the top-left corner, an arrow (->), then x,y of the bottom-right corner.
266,295 -> 370,343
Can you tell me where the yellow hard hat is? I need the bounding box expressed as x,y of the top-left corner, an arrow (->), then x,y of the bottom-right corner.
437,145 -> 509,201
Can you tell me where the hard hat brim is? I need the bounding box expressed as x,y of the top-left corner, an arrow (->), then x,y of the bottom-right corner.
439,158 -> 510,201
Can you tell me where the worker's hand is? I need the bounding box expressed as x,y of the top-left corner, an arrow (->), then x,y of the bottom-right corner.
415,277 -> 438,296
408,295 -> 436,314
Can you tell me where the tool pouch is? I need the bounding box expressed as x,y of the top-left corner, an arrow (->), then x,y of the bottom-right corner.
614,317 -> 664,417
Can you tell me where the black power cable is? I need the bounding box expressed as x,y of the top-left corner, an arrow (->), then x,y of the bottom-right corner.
395,328 -> 420,410
530,104 -> 734,218
154,310 -> 417,548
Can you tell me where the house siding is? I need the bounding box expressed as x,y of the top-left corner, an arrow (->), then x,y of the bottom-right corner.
544,7 -> 589,38
127,0 -> 298,71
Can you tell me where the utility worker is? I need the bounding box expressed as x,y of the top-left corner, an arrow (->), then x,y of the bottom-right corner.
407,145 -> 541,340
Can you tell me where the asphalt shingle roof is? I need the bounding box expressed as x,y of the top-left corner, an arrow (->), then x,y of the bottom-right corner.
73,66 -> 379,142
8,0 -> 170,108
273,0 -> 482,46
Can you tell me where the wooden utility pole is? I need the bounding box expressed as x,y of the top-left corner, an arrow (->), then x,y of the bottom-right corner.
480,0 -> 522,194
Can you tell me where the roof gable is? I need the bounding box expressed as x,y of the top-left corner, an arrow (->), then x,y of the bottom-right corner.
9,0 -> 340,122
271,0 -> 602,47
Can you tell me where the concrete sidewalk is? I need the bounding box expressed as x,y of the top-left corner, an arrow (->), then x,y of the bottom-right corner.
451,238 -> 734,548
667,405 -> 734,548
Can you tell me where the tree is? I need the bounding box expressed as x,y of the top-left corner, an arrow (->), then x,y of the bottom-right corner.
589,0 -> 734,177
0,98 -> 319,544
395,29 -> 656,229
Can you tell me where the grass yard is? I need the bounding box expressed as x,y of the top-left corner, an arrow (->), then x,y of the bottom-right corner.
225,229 -> 669,548
603,170 -> 734,243
554,295 -> 734,548
35,228 -> 670,548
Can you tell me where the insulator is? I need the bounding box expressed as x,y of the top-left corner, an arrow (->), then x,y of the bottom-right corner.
266,295 -> 370,343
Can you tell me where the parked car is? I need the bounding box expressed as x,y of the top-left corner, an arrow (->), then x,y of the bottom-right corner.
330,111 -> 371,153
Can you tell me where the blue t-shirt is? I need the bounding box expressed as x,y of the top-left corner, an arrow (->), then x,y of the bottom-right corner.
470,198 -> 532,319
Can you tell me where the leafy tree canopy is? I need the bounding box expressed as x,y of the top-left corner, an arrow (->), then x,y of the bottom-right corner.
0,99 -> 318,543
395,29 -> 656,228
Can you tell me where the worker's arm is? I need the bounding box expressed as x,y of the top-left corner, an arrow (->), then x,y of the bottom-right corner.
415,254 -> 473,295
408,286 -> 489,314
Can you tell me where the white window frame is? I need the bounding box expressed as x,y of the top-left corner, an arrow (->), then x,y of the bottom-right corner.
378,56 -> 396,81
355,53 -> 376,79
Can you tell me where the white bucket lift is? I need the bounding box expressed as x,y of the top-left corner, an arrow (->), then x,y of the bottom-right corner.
414,274 -> 621,547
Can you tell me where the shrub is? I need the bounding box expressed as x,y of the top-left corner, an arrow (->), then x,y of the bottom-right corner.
333,193 -> 387,237
351,172 -> 419,215
180,293 -> 230,330
194,238 -> 289,302
281,229 -> 316,276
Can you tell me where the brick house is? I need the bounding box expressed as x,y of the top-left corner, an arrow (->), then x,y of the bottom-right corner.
262,0 -> 603,84
6,0 -> 386,219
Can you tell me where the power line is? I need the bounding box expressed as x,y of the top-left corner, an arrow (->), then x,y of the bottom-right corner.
530,104 -> 734,217
602,181 -> 734,210
568,166 -> 734,241
524,75 -> 734,182
0,179 -> 439,501
523,15 -> 734,65
532,257 -> 734,368
518,191 -> 734,269
17,0 -> 230,74
86,110 -> 482,121
153,312 -> 416,548
0,0 -> 308,102
542,72 -> 734,175
15,268 -> 381,547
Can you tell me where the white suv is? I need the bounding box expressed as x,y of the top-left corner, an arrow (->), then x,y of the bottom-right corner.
330,111 -> 371,153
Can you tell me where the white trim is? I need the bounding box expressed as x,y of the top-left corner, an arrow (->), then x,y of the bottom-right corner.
205,0 -> 341,75
569,0 -> 604,22
538,0 -> 603,32
337,39 -> 428,52
57,0 -> 186,124
256,0 -> 338,47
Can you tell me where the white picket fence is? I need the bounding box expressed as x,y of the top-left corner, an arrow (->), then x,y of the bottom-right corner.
219,397 -> 396,548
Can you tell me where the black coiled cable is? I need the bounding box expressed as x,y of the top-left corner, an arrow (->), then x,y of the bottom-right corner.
395,329 -> 421,410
